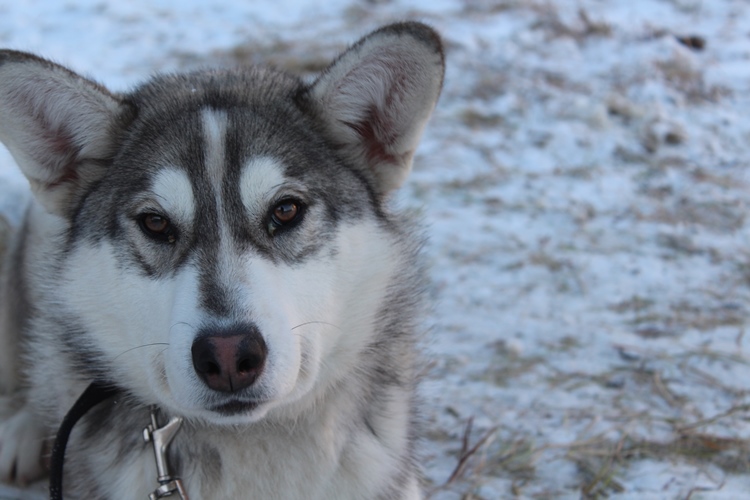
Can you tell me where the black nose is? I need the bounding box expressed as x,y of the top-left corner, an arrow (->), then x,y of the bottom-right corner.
191,323 -> 268,393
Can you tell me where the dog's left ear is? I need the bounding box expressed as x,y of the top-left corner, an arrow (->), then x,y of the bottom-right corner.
0,50 -> 130,216
307,22 -> 445,196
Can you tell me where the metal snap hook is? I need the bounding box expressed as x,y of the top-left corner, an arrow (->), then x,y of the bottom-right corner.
143,409 -> 190,499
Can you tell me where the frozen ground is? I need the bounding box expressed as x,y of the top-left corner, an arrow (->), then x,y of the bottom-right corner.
2,0 -> 750,498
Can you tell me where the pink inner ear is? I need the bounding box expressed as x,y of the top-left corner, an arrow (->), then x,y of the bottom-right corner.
32,114 -> 80,188
342,109 -> 402,166
338,53 -> 413,166
12,82 -> 83,187
35,125 -> 80,188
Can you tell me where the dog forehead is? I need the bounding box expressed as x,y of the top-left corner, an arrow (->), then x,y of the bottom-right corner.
149,167 -> 196,223
197,108 -> 291,206
121,67 -> 306,162
125,104 -> 292,191
239,156 -> 287,210
129,66 -> 302,108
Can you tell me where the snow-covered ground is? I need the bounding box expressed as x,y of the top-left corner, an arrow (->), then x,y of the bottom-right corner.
2,0 -> 750,498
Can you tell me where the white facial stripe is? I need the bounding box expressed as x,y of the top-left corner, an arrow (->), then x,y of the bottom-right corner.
150,168 -> 195,224
239,157 -> 288,212
200,108 -> 234,306
201,108 -> 228,193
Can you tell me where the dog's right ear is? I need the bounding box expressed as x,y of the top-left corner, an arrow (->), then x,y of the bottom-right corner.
0,50 -> 129,216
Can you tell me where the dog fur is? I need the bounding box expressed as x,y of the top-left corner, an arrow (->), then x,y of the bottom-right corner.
0,22 -> 444,499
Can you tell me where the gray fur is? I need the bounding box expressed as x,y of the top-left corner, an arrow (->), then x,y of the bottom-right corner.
0,22 -> 443,499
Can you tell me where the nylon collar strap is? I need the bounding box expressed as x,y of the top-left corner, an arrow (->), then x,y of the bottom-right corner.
49,381 -> 119,500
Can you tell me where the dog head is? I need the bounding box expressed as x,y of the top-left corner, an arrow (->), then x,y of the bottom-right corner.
0,23 -> 444,424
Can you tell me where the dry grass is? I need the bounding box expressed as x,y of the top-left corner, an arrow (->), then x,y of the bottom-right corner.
427,401 -> 750,498
572,430 -> 750,485
563,402 -> 750,497
641,199 -> 745,233
533,8 -> 612,42
433,336 -> 750,496
459,109 -> 506,130
480,340 -> 546,387
655,53 -> 729,103
426,417 -> 538,499
172,38 -> 336,76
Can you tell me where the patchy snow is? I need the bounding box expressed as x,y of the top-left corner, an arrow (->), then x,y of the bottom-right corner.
2,0 -> 750,498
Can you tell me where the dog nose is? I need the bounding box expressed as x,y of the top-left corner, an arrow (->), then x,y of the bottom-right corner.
191,323 -> 268,393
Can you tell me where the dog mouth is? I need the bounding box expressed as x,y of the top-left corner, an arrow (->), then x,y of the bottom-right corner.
210,399 -> 262,416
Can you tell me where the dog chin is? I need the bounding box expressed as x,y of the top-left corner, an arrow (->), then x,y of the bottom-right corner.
165,398 -> 271,426
199,402 -> 271,426
211,399 -> 261,416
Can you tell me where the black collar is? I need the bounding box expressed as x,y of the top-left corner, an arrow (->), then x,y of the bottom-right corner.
49,381 -> 119,500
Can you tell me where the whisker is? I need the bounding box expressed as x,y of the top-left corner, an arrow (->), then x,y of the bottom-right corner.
291,321 -> 341,331
170,321 -> 194,334
112,342 -> 170,361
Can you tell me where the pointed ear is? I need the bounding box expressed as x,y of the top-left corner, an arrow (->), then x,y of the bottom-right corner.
0,50 -> 130,215
307,22 -> 444,196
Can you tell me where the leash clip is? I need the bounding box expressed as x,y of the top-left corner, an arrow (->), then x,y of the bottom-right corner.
143,409 -> 190,499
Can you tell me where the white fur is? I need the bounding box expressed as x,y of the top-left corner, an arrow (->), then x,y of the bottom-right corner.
201,108 -> 228,194
239,156 -> 287,213
149,168 -> 196,226
0,407 -> 45,485
56,242 -> 180,404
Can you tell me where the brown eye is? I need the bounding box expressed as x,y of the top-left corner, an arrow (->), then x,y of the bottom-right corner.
144,214 -> 168,233
273,201 -> 299,224
268,199 -> 305,235
138,213 -> 177,243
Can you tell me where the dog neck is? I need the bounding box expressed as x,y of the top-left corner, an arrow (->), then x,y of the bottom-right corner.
50,381 -> 190,500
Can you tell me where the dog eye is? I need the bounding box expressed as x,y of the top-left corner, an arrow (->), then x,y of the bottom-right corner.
273,201 -> 299,223
138,213 -> 177,243
268,199 -> 304,235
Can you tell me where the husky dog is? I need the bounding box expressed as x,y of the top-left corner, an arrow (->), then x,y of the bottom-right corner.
0,22 -> 444,499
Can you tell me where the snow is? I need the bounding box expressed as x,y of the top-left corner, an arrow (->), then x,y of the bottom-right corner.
3,0 -> 750,498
